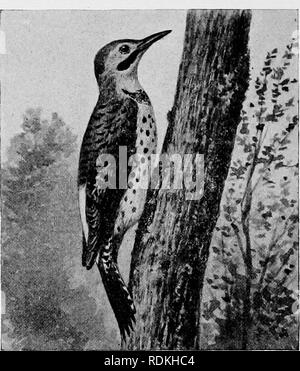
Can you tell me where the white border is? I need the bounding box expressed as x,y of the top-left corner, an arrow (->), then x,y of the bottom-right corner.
0,0 -> 299,10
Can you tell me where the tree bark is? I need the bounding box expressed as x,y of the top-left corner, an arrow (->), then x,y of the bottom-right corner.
127,9 -> 251,350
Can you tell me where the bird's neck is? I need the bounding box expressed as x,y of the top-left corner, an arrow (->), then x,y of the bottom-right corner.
116,73 -> 142,95
97,73 -> 142,103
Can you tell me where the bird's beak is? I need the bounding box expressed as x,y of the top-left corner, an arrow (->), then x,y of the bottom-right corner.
117,30 -> 172,71
137,30 -> 172,53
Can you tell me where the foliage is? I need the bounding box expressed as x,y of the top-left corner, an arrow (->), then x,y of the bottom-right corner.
201,39 -> 299,350
2,109 -> 118,350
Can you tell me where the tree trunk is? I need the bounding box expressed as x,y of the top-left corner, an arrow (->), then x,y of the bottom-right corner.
127,9 -> 251,350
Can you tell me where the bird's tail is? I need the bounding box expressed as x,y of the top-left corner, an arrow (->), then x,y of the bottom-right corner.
97,237 -> 136,341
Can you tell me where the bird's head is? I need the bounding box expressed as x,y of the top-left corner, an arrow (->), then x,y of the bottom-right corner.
94,30 -> 172,84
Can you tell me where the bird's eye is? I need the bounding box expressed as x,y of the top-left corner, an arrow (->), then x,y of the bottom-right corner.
119,45 -> 130,54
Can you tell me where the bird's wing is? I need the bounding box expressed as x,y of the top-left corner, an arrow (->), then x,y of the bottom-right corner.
78,96 -> 138,269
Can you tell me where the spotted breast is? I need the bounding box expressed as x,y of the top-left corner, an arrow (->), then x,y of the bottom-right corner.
113,89 -> 157,236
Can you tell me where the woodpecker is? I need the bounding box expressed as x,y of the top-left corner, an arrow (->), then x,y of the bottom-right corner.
78,30 -> 172,340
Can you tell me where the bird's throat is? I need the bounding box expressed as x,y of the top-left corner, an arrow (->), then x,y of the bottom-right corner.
117,75 -> 142,96
98,72 -> 141,101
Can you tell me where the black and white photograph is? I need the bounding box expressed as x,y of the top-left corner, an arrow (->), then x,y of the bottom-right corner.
0,1 -> 299,352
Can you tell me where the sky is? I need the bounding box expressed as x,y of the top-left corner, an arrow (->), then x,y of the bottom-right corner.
0,10 -> 186,159
0,9 -> 298,161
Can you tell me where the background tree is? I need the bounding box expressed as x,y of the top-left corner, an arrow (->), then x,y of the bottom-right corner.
127,9 -> 252,350
2,109 -> 118,350
201,39 -> 298,350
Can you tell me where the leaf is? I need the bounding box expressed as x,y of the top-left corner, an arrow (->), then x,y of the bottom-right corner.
286,124 -> 295,132
285,98 -> 294,107
275,161 -> 284,169
280,198 -> 290,208
222,294 -> 231,303
228,262 -> 237,277
262,210 -> 272,219
263,145 -> 273,154
221,231 -> 230,238
257,233 -> 266,238
280,78 -> 290,85
257,201 -> 265,212
262,67 -> 272,74
240,123 -> 249,135
212,246 -> 219,254
276,154 -> 284,161
221,225 -> 231,232
221,276 -> 234,285
280,248 -> 294,264
256,124 -> 265,131
289,214 -> 299,223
